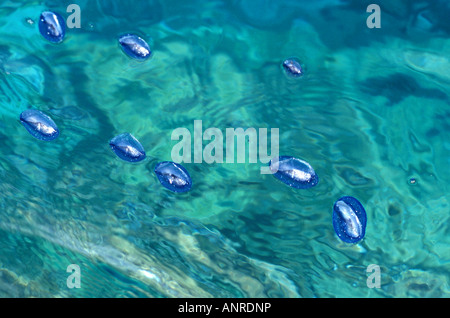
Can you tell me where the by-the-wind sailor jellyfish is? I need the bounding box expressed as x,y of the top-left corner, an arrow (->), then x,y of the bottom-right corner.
154,161 -> 192,193
118,34 -> 152,60
39,11 -> 66,43
332,196 -> 367,244
109,133 -> 146,162
20,109 -> 59,141
282,58 -> 303,78
269,156 -> 318,189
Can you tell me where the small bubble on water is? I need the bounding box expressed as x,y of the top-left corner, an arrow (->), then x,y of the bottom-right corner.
332,196 -> 367,244
39,11 -> 66,43
282,58 -> 304,78
154,161 -> 192,193
109,133 -> 146,163
118,34 -> 152,61
20,109 -> 59,141
269,156 -> 319,189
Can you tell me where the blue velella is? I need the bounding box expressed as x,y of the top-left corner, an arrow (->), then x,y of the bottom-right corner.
332,196 -> 367,244
269,156 -> 318,189
154,161 -> 192,193
109,133 -> 146,162
39,11 -> 66,43
282,58 -> 303,78
118,34 -> 152,60
20,109 -> 59,141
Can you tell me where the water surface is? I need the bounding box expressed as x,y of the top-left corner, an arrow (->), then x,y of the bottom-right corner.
0,0 -> 448,297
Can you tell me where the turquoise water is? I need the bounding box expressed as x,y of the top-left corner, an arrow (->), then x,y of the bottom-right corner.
0,0 -> 449,297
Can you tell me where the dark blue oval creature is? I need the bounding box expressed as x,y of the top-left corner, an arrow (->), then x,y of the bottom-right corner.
20,109 -> 59,141
154,161 -> 192,193
118,34 -> 152,60
109,133 -> 146,162
282,58 -> 303,78
39,11 -> 66,43
332,196 -> 367,244
269,156 -> 318,189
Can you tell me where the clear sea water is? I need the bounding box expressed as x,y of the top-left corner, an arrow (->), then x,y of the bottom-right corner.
0,0 -> 449,298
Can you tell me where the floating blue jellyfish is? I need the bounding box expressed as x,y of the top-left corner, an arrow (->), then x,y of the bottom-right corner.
269,156 -> 318,189
332,196 -> 367,244
154,161 -> 192,193
39,11 -> 66,43
118,34 -> 152,60
109,133 -> 146,162
282,58 -> 303,78
20,109 -> 59,141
